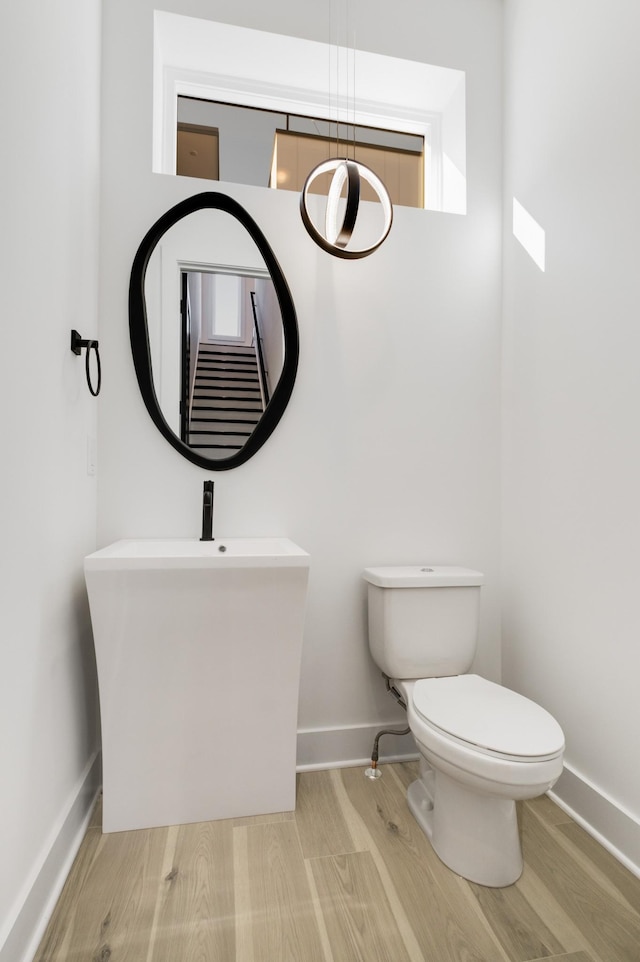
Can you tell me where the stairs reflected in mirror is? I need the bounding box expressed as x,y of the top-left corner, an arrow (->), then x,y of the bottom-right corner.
188,343 -> 265,456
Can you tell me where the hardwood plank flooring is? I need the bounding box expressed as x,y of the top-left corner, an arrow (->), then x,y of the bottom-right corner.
309,850 -> 413,962
520,802 -> 640,962
295,769 -> 357,859
235,820 -> 325,962
151,821 -> 235,962
34,763 -> 640,962
468,878 -> 566,961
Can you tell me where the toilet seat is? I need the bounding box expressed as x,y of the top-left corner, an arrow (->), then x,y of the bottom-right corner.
411,674 -> 565,762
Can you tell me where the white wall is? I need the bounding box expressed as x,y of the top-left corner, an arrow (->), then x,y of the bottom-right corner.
0,1 -> 102,958
502,0 -> 640,869
99,0 -> 503,764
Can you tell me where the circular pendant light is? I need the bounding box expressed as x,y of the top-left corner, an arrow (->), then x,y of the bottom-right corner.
300,157 -> 393,259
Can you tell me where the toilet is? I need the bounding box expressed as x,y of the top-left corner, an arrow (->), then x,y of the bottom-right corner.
363,565 -> 564,887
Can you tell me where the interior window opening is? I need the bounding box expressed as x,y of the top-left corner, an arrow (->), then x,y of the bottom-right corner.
155,13 -> 467,215
176,96 -> 425,210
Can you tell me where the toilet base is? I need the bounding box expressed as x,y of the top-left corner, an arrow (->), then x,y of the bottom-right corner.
407,765 -> 523,887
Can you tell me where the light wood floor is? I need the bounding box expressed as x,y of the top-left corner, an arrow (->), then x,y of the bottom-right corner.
34,762 -> 640,962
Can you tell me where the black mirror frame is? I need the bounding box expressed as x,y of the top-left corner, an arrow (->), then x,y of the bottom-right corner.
129,192 -> 299,470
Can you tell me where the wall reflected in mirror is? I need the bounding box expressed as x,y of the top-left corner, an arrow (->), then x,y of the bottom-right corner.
144,208 -> 285,460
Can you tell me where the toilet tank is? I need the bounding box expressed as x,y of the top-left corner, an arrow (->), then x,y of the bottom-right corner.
363,566 -> 484,680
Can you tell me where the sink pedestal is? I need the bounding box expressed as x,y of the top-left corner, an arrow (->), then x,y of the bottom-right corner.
85,538 -> 310,833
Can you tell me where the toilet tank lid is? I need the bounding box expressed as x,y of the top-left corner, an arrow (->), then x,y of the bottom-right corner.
363,566 -> 484,588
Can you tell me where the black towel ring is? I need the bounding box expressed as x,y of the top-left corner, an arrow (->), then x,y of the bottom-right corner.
70,330 -> 102,396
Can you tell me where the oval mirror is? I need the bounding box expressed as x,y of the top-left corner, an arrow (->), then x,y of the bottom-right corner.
129,192 -> 299,470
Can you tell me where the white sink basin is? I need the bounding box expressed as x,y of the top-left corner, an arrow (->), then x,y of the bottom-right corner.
86,537 -> 310,567
85,537 -> 310,833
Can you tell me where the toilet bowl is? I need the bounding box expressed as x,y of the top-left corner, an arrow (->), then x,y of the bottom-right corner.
397,674 -> 564,886
363,565 -> 565,887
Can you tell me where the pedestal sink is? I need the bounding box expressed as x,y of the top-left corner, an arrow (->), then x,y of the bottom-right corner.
84,538 -> 310,833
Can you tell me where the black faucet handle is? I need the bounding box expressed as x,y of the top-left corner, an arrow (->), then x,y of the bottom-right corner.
200,480 -> 215,541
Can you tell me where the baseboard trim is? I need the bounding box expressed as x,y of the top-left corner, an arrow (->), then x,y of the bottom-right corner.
297,722 -> 418,772
0,751 -> 102,962
549,762 -> 640,880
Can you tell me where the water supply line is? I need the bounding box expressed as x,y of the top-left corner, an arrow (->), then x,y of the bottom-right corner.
364,675 -> 410,780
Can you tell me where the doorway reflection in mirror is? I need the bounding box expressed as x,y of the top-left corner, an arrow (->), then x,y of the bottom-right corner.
180,268 -> 283,457
142,206 -> 287,461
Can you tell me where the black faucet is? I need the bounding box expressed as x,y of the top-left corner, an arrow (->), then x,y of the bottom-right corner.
200,480 -> 214,541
